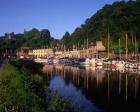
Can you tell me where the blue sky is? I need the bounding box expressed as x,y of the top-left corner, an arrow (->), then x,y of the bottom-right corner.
0,0 -> 122,39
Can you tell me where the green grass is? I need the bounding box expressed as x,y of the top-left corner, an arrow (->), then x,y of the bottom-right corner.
0,63 -> 46,112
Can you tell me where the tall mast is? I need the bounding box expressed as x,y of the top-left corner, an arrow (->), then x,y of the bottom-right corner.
73,44 -> 74,50
119,38 -> 121,59
84,39 -> 86,58
77,42 -> 80,58
136,39 -> 139,61
125,33 -> 128,60
78,42 -> 79,50
64,44 -> 66,51
108,31 -> 110,58
135,34 -> 137,59
86,37 -> 89,57
137,42 -> 139,55
132,32 -> 134,56
84,39 -> 86,49
87,38 -> 88,49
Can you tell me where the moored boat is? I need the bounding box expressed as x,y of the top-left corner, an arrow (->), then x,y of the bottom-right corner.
34,58 -> 48,63
90,58 -> 96,67
96,59 -> 103,66
115,61 -> 125,67
78,58 -> 90,66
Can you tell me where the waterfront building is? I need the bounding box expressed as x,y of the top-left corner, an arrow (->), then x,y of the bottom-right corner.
96,41 -> 105,51
16,41 -> 105,59
28,48 -> 54,58
55,50 -> 63,58
70,50 -> 80,58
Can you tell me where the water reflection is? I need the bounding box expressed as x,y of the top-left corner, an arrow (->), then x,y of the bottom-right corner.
49,76 -> 100,112
43,65 -> 140,112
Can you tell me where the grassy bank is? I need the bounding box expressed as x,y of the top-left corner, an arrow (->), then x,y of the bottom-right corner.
0,62 -> 46,112
0,60 -> 74,112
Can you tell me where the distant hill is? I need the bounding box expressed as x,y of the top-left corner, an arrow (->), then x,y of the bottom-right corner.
62,1 -> 140,51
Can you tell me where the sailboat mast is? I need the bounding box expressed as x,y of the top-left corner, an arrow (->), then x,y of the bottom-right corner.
86,38 -> 89,57
78,42 -> 79,50
119,38 -> 121,59
135,34 -> 137,60
136,40 -> 139,61
125,33 -> 128,60
84,39 -> 86,58
108,31 -> 110,58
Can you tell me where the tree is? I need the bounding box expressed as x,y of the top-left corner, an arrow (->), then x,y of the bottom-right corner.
25,28 -> 40,39
40,29 -> 51,38
62,32 -> 70,39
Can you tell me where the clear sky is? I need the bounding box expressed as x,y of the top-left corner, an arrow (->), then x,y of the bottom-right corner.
0,0 -> 122,39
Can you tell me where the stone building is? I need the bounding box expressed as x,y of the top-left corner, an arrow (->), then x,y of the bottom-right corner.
16,41 -> 105,59
28,48 -> 54,58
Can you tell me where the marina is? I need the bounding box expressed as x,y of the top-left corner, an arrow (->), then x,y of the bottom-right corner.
34,57 -> 140,70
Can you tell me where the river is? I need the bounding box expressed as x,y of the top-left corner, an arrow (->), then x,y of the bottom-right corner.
42,65 -> 140,112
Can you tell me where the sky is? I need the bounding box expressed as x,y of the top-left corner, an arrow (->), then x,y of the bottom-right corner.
0,0 -> 122,39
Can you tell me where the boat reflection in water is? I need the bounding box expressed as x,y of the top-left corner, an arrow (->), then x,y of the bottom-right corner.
43,65 -> 140,112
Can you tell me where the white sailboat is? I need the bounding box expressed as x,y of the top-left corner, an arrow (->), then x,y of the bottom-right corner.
96,59 -> 103,66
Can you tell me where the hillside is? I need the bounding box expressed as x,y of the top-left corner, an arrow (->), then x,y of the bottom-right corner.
62,1 -> 140,51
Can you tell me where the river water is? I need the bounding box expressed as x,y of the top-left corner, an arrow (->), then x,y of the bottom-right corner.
43,65 -> 140,112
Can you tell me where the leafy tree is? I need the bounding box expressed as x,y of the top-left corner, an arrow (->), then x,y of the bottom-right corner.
62,32 -> 70,40
40,29 -> 51,38
25,28 -> 40,39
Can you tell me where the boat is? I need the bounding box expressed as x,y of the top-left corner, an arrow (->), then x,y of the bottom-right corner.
115,61 -> 125,67
90,58 -> 96,67
96,62 -> 103,66
34,58 -> 48,63
116,66 -> 125,73
53,58 -> 59,64
107,60 -> 116,68
125,63 -> 130,68
59,58 -> 69,64
47,57 -> 53,64
65,58 -> 73,66
96,59 -> 103,66
125,63 -> 138,69
78,58 -> 90,66
137,64 -> 140,70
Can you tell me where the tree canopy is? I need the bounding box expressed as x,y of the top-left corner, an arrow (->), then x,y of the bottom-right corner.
61,1 -> 140,51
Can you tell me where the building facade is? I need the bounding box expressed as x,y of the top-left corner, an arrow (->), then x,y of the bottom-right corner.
28,48 -> 54,58
17,41 -> 105,58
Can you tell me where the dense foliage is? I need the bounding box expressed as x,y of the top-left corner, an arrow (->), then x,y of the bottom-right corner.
62,1 -> 140,51
23,28 -> 59,48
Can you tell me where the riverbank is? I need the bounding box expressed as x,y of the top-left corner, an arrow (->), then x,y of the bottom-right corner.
0,59 -> 74,112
